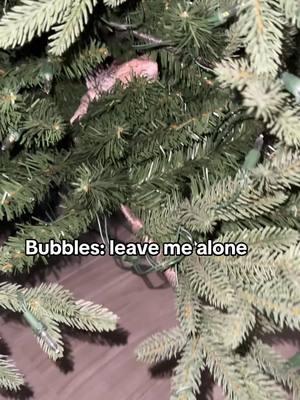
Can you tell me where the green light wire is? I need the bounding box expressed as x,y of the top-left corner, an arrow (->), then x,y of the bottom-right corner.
96,214 -> 193,277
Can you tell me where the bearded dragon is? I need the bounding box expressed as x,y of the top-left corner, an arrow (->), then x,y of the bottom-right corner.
70,57 -> 159,124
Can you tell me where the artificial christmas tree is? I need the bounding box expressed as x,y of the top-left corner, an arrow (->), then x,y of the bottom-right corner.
0,0 -> 300,399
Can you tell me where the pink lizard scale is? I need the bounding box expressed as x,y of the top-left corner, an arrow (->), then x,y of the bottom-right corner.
70,58 -> 159,124
70,57 -> 176,287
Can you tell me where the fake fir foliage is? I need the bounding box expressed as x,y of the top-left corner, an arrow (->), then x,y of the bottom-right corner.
0,0 -> 300,398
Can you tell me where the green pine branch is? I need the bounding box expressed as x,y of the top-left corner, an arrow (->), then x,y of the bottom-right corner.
21,99 -> 67,148
235,0 -> 283,76
215,59 -> 300,145
176,276 -> 202,336
0,160 -> 128,273
218,300 -> 256,350
238,354 -> 287,400
279,0 -> 300,27
179,175 -> 288,233
48,0 -> 98,56
250,339 -> 300,397
0,152 -> 62,221
183,255 -> 235,309
2,58 -> 54,91
135,327 -> 186,364
239,280 -> 300,330
253,149 -> 300,191
61,41 -> 109,79
199,333 -> 284,399
0,207 -> 93,273
170,337 -> 205,400
0,282 -> 118,360
67,300 -> 118,332
0,0 -> 74,48
103,0 -> 128,7
0,357 -> 24,392
201,335 -> 251,399
0,86 -> 25,138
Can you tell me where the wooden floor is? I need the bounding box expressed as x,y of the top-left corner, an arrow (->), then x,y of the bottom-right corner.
0,221 -> 299,400
0,222 -> 179,400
